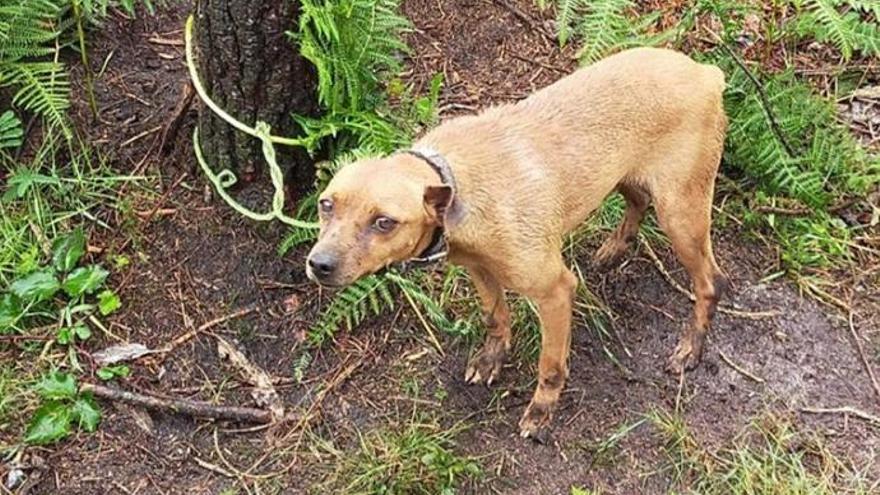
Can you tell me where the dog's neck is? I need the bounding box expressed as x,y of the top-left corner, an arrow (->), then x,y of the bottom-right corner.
395,147 -> 463,271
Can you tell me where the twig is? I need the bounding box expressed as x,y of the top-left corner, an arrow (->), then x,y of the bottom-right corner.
115,173 -> 188,255
509,52 -> 566,74
400,287 -> 445,356
163,306 -> 257,353
707,32 -> 796,158
639,238 -> 779,320
120,125 -> 163,148
216,336 -> 284,420
801,406 -> 880,426
489,0 -> 556,43
81,383 -> 281,423
847,309 -> 880,402
194,457 -> 236,478
719,350 -> 765,383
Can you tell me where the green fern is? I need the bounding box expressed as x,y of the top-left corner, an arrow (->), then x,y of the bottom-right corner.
386,271 -> 472,337
0,110 -> 23,150
794,0 -> 880,59
553,0 -> 669,64
849,0 -> 880,18
309,275 -> 395,345
721,62 -> 878,208
296,0 -> 410,114
0,0 -> 71,133
1,62 -> 70,133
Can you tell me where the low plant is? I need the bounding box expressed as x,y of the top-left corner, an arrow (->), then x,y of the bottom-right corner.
312,414 -> 481,494
649,408 -> 871,494
24,371 -> 100,445
1,228 -> 120,360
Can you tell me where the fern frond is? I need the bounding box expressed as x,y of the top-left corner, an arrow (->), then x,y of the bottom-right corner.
555,0 -> 588,45
297,0 -> 410,114
0,110 -> 23,150
0,0 -> 62,63
386,271 -> 470,336
0,62 -> 70,134
847,0 -> 880,19
309,275 -> 395,345
796,0 -> 880,59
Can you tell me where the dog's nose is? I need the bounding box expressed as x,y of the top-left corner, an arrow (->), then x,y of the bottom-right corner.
307,253 -> 337,278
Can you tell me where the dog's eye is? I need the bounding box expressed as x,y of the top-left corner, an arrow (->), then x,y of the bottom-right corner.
373,216 -> 398,233
318,199 -> 333,214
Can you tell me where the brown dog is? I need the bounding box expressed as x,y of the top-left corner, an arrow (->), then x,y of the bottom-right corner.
306,47 -> 728,437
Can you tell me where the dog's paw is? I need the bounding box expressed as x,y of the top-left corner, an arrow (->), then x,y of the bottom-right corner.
464,340 -> 507,386
519,401 -> 553,441
665,335 -> 704,375
592,237 -> 628,269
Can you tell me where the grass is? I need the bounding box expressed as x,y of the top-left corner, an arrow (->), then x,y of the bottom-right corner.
648,408 -> 873,494
309,412 -> 481,494
0,130 -> 142,284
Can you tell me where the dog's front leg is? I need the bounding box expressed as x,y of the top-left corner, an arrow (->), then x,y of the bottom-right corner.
464,266 -> 511,385
519,267 -> 577,438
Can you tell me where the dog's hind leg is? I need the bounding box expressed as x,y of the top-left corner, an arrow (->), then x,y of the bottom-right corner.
653,174 -> 727,374
518,262 -> 578,438
593,182 -> 651,268
464,266 -> 511,386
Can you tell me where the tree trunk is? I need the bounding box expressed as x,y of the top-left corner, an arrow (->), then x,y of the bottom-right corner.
195,0 -> 318,197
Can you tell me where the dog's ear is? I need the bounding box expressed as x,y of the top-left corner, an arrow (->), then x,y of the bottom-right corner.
423,185 -> 453,225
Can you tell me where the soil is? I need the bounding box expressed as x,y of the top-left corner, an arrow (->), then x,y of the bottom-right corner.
5,1 -> 880,494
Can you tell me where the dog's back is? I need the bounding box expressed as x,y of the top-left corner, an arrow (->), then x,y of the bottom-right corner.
417,47 -> 728,237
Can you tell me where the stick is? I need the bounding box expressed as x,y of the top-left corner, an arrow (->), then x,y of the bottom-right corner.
847,309 -> 880,402
708,32 -> 797,158
801,406 -> 880,426
719,350 -> 765,383
81,383 -> 275,423
163,306 -> 256,353
216,336 -> 285,420
639,238 -> 780,320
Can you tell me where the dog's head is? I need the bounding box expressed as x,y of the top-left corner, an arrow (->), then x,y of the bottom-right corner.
305,154 -> 452,287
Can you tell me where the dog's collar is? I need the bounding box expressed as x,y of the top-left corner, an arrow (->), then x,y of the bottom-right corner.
396,147 -> 455,271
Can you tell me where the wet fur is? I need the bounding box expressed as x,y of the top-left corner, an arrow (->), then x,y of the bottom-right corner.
309,47 -> 729,437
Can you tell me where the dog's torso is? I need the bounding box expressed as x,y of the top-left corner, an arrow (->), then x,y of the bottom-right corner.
415,47 -> 726,291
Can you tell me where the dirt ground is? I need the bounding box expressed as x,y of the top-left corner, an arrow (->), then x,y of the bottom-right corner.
7,1 -> 879,493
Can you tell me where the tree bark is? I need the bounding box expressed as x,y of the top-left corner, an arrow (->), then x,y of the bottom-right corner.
195,0 -> 318,197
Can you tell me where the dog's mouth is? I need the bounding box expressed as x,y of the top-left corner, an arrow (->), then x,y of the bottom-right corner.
305,263 -> 367,289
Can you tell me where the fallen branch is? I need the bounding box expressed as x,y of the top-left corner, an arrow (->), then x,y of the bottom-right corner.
719,350 -> 765,383
81,383 -> 278,424
216,336 -> 285,420
801,406 -> 880,426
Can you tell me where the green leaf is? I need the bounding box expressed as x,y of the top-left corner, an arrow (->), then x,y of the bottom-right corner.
2,170 -> 62,201
58,324 -> 90,344
10,270 -> 60,302
74,324 -> 91,341
34,371 -> 77,400
24,401 -> 72,445
51,229 -> 86,273
97,290 -> 121,316
71,394 -> 101,432
0,294 -> 23,333
56,327 -> 72,345
62,265 -> 109,297
97,365 -> 130,381
0,110 -> 23,150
